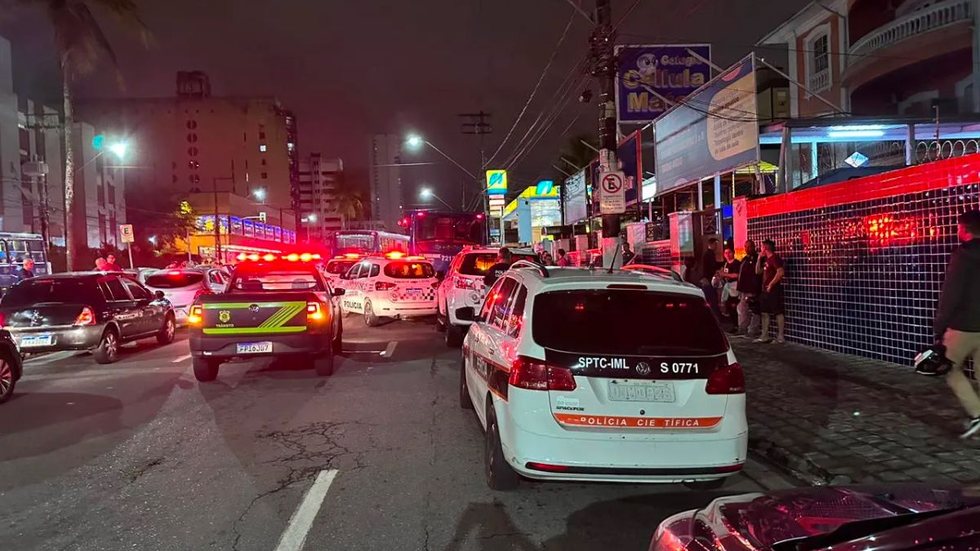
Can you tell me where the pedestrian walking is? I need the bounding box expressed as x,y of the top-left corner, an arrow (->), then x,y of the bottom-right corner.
104,254 -> 122,272
621,242 -> 636,265
755,239 -> 786,343
934,209 -> 980,439
719,248 -> 741,324
699,238 -> 722,319
556,248 -> 570,267
736,239 -> 762,337
18,258 -> 35,281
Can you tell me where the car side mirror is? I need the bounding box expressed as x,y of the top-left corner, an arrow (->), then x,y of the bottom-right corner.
455,306 -> 479,322
332,287 -> 346,296
154,290 -> 166,300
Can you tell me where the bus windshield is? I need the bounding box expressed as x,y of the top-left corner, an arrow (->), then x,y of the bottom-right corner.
335,233 -> 375,254
412,213 -> 485,254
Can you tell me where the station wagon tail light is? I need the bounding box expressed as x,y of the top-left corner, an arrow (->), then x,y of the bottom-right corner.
706,362 -> 745,394
376,281 -> 397,291
509,356 -> 576,391
74,306 -> 96,326
306,302 -> 325,321
187,305 -> 204,326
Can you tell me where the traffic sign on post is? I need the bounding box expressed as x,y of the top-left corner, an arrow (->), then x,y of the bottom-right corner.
119,224 -> 135,244
598,171 -> 626,215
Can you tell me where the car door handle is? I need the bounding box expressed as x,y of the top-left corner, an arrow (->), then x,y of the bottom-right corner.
487,348 -> 496,356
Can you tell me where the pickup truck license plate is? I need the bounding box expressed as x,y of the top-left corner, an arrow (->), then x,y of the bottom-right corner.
20,334 -> 54,347
608,380 -> 675,403
236,341 -> 273,354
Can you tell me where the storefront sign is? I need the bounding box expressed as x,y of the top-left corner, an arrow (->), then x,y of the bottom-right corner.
616,44 -> 712,123
655,53 -> 759,195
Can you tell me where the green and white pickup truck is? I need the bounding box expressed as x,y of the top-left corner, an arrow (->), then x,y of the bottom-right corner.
187,261 -> 344,382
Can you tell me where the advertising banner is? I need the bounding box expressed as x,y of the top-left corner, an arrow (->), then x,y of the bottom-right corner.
616,44 -> 712,124
617,131 -> 641,204
654,54 -> 759,195
486,169 -> 507,196
563,169 -> 588,225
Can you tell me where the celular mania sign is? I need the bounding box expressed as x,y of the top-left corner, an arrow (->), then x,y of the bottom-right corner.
616,44 -> 712,123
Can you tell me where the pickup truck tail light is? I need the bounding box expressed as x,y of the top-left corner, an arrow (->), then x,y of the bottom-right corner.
74,306 -> 96,326
307,302 -> 326,322
187,305 -> 204,326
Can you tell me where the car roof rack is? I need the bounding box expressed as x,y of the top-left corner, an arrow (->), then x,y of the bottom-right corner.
510,260 -> 549,278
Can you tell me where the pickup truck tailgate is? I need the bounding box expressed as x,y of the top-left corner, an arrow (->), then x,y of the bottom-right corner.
199,293 -> 312,335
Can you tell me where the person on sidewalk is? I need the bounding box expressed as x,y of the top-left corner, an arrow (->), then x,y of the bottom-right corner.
621,242 -> 636,265
556,249 -> 570,267
18,258 -> 35,281
736,239 -> 762,337
755,239 -> 786,344
720,247 -> 741,325
699,238 -> 722,319
104,254 -> 122,272
934,209 -> 980,439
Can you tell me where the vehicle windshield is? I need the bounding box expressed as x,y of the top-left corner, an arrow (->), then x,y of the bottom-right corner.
230,271 -> 323,292
1,278 -> 102,307
532,290 -> 727,355
144,272 -> 205,289
384,261 -> 435,279
325,260 -> 357,275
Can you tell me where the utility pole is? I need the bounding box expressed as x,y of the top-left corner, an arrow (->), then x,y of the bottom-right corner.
459,111 -> 494,242
212,176 -> 235,263
590,0 -> 620,267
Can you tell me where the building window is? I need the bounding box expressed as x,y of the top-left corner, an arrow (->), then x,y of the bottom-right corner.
261,172 -> 268,179
98,213 -> 107,245
97,185 -> 105,207
258,131 -> 266,140
188,147 -> 199,157
261,159 -> 267,166
189,174 -> 200,184
187,133 -> 198,143
259,144 -> 268,152
108,183 -> 116,205
807,33 -> 831,94
188,160 -> 200,169
186,120 -> 197,130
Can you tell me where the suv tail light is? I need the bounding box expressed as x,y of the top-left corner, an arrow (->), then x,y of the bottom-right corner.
74,306 -> 96,326
706,362 -> 745,394
0,312 -> 6,327
509,356 -> 577,391
306,302 -> 326,322
454,277 -> 475,290
376,281 -> 397,291
187,305 -> 204,326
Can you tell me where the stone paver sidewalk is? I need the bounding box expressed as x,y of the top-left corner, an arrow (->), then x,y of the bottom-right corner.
733,339 -> 980,486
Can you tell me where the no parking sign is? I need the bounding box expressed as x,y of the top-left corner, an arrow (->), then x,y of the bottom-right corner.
598,171 -> 626,215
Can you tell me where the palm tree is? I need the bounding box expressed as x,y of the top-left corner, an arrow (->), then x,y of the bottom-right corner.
334,188 -> 365,230
9,0 -> 146,270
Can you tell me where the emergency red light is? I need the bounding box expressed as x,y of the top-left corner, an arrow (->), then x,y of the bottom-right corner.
386,251 -> 405,259
236,253 -> 263,262
262,254 -> 277,262
343,253 -> 360,259
416,212 -> 426,218
285,253 -> 300,262
168,270 -> 182,276
476,214 -> 484,220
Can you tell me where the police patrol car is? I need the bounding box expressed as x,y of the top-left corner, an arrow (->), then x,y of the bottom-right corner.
323,254 -> 361,288
336,253 -> 439,326
187,253 -> 344,382
456,261 -> 747,490
436,247 -> 539,347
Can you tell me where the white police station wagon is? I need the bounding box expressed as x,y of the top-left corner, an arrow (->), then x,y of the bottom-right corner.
456,262 -> 748,490
337,253 -> 439,326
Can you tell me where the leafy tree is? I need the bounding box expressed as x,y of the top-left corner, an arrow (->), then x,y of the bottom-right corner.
7,0 -> 147,270
335,187 -> 365,229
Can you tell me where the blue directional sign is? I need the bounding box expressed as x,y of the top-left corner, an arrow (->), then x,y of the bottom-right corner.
486,169 -> 508,196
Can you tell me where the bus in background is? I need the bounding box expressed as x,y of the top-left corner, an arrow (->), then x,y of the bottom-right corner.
0,232 -> 49,290
402,210 -> 486,273
328,230 -> 409,257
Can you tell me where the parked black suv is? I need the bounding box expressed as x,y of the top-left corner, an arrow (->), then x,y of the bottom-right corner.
0,272 -> 177,364
0,330 -> 23,403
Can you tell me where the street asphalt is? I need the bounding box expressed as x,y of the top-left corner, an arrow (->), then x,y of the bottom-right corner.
0,317 -> 795,551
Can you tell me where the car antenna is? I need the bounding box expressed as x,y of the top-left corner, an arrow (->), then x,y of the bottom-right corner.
607,242 -> 620,274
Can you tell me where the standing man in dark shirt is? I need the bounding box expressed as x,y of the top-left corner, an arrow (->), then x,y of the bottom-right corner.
699,238 -> 722,319
755,239 -> 786,344
720,247 -> 741,325
736,239 -> 761,337
18,258 -> 35,281
483,247 -> 513,287
934,210 -> 980,439
621,242 -> 636,265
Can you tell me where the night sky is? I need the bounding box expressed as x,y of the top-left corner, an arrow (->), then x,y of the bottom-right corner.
1,0 -> 807,209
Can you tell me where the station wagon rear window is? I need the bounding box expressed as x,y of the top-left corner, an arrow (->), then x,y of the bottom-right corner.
145,272 -> 205,289
384,261 -> 435,279
532,290 -> 727,356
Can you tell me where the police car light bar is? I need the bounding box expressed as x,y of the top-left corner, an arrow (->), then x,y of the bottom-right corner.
386,251 -> 406,259
236,252 -> 322,262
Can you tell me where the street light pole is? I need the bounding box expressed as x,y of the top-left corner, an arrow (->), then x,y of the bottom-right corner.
420,188 -> 454,211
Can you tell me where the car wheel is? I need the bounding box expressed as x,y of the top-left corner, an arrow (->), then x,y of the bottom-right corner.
459,353 -> 473,410
684,478 -> 727,491
364,300 -> 379,327
156,314 -> 176,345
193,357 -> 220,382
93,329 -> 120,364
315,340 -> 335,377
445,323 -> 465,348
0,355 -> 16,404
485,403 -> 519,490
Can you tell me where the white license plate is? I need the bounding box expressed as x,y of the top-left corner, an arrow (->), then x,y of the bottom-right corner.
236,341 -> 273,354
20,334 -> 54,347
405,288 -> 422,298
608,380 -> 675,402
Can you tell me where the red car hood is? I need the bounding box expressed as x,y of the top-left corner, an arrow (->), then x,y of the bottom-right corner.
654,484 -> 980,550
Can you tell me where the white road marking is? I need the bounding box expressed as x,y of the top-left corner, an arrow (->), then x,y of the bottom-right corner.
380,341 -> 398,357
274,469 -> 338,551
172,354 -> 192,363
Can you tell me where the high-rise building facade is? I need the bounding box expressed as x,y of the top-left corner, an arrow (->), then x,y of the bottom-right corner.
368,134 -> 403,230
297,154 -> 343,242
76,71 -> 299,216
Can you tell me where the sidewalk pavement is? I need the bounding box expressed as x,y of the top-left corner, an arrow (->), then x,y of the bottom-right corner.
733,338 -> 980,486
